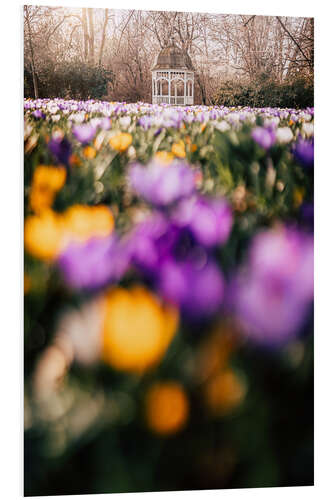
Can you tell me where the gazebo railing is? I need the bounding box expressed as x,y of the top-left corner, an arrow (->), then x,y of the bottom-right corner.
153,96 -> 194,105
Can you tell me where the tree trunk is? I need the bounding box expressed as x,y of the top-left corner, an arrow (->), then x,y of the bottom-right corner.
82,8 -> 89,60
88,8 -> 95,64
24,6 -> 39,98
98,9 -> 108,67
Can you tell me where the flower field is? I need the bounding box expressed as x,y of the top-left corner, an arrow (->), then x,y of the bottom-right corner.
24,99 -> 314,495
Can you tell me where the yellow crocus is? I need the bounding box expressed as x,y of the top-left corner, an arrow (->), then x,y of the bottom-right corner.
109,132 -> 132,152
145,382 -> 189,435
171,141 -> 186,158
83,146 -> 96,159
69,153 -> 82,167
32,165 -> 66,192
29,187 -> 55,214
24,210 -> 65,261
29,165 -> 67,213
154,151 -> 174,165
204,369 -> 246,416
63,204 -> 114,244
102,286 -> 179,373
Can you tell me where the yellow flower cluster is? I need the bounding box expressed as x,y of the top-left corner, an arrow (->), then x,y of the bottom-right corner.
24,204 -> 114,261
171,141 -> 186,158
29,165 -> 66,214
144,382 -> 189,435
185,135 -> 198,153
83,145 -> 96,159
109,132 -> 132,152
154,151 -> 174,165
196,323 -> 246,416
204,369 -> 246,416
102,286 -> 179,374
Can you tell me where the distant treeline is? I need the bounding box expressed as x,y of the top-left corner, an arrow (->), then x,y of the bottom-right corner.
213,75 -> 313,109
24,62 -> 114,101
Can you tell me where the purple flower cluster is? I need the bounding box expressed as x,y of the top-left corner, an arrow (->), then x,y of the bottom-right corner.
292,138 -> 314,168
231,227 -> 313,345
126,212 -> 227,319
72,123 -> 96,144
251,126 -> 276,150
125,160 -> 233,318
57,160 -> 233,320
129,160 -> 196,207
58,235 -> 130,290
48,136 -> 72,167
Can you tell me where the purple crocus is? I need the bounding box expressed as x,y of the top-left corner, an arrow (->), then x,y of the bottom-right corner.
251,126 -> 276,150
32,110 -> 45,119
173,195 -> 233,247
125,212 -> 226,319
72,123 -> 96,144
158,257 -> 225,319
57,235 -> 130,290
129,160 -> 196,207
99,117 -> 111,130
292,138 -> 314,168
138,115 -> 153,130
232,227 -> 314,345
48,136 -> 72,167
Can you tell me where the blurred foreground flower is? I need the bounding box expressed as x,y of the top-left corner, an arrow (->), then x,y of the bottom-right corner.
171,141 -> 186,158
72,123 -> 96,144
24,210 -> 65,260
173,195 -> 233,247
204,369 -> 246,416
154,151 -> 174,165
109,132 -> 132,152
48,136 -> 72,166
232,226 -> 314,345
129,160 -> 196,207
145,382 -> 189,435
29,165 -> 66,213
58,235 -> 129,290
127,212 -> 227,319
292,138 -> 314,168
63,204 -> 114,244
251,126 -> 276,150
25,205 -> 114,261
158,257 -> 225,319
102,286 -> 179,373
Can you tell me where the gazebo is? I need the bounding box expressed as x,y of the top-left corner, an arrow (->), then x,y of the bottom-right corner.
151,41 -> 195,105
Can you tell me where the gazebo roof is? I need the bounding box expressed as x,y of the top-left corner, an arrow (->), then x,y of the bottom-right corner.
152,43 -> 194,71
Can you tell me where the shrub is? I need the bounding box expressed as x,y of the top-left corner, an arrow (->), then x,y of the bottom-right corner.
213,76 -> 313,109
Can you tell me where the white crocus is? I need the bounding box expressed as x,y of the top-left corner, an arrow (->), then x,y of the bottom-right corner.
119,116 -> 131,129
276,127 -> 294,144
302,122 -> 314,137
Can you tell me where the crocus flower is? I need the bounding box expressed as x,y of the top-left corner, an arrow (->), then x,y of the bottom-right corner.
292,138 -> 314,168
48,136 -> 72,166
251,126 -> 276,150
72,123 -> 96,144
32,110 -> 45,119
57,235 -> 130,290
126,213 -> 226,319
173,195 -> 233,247
158,257 -> 225,319
102,286 -> 179,373
232,227 -> 314,345
129,160 -> 196,207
